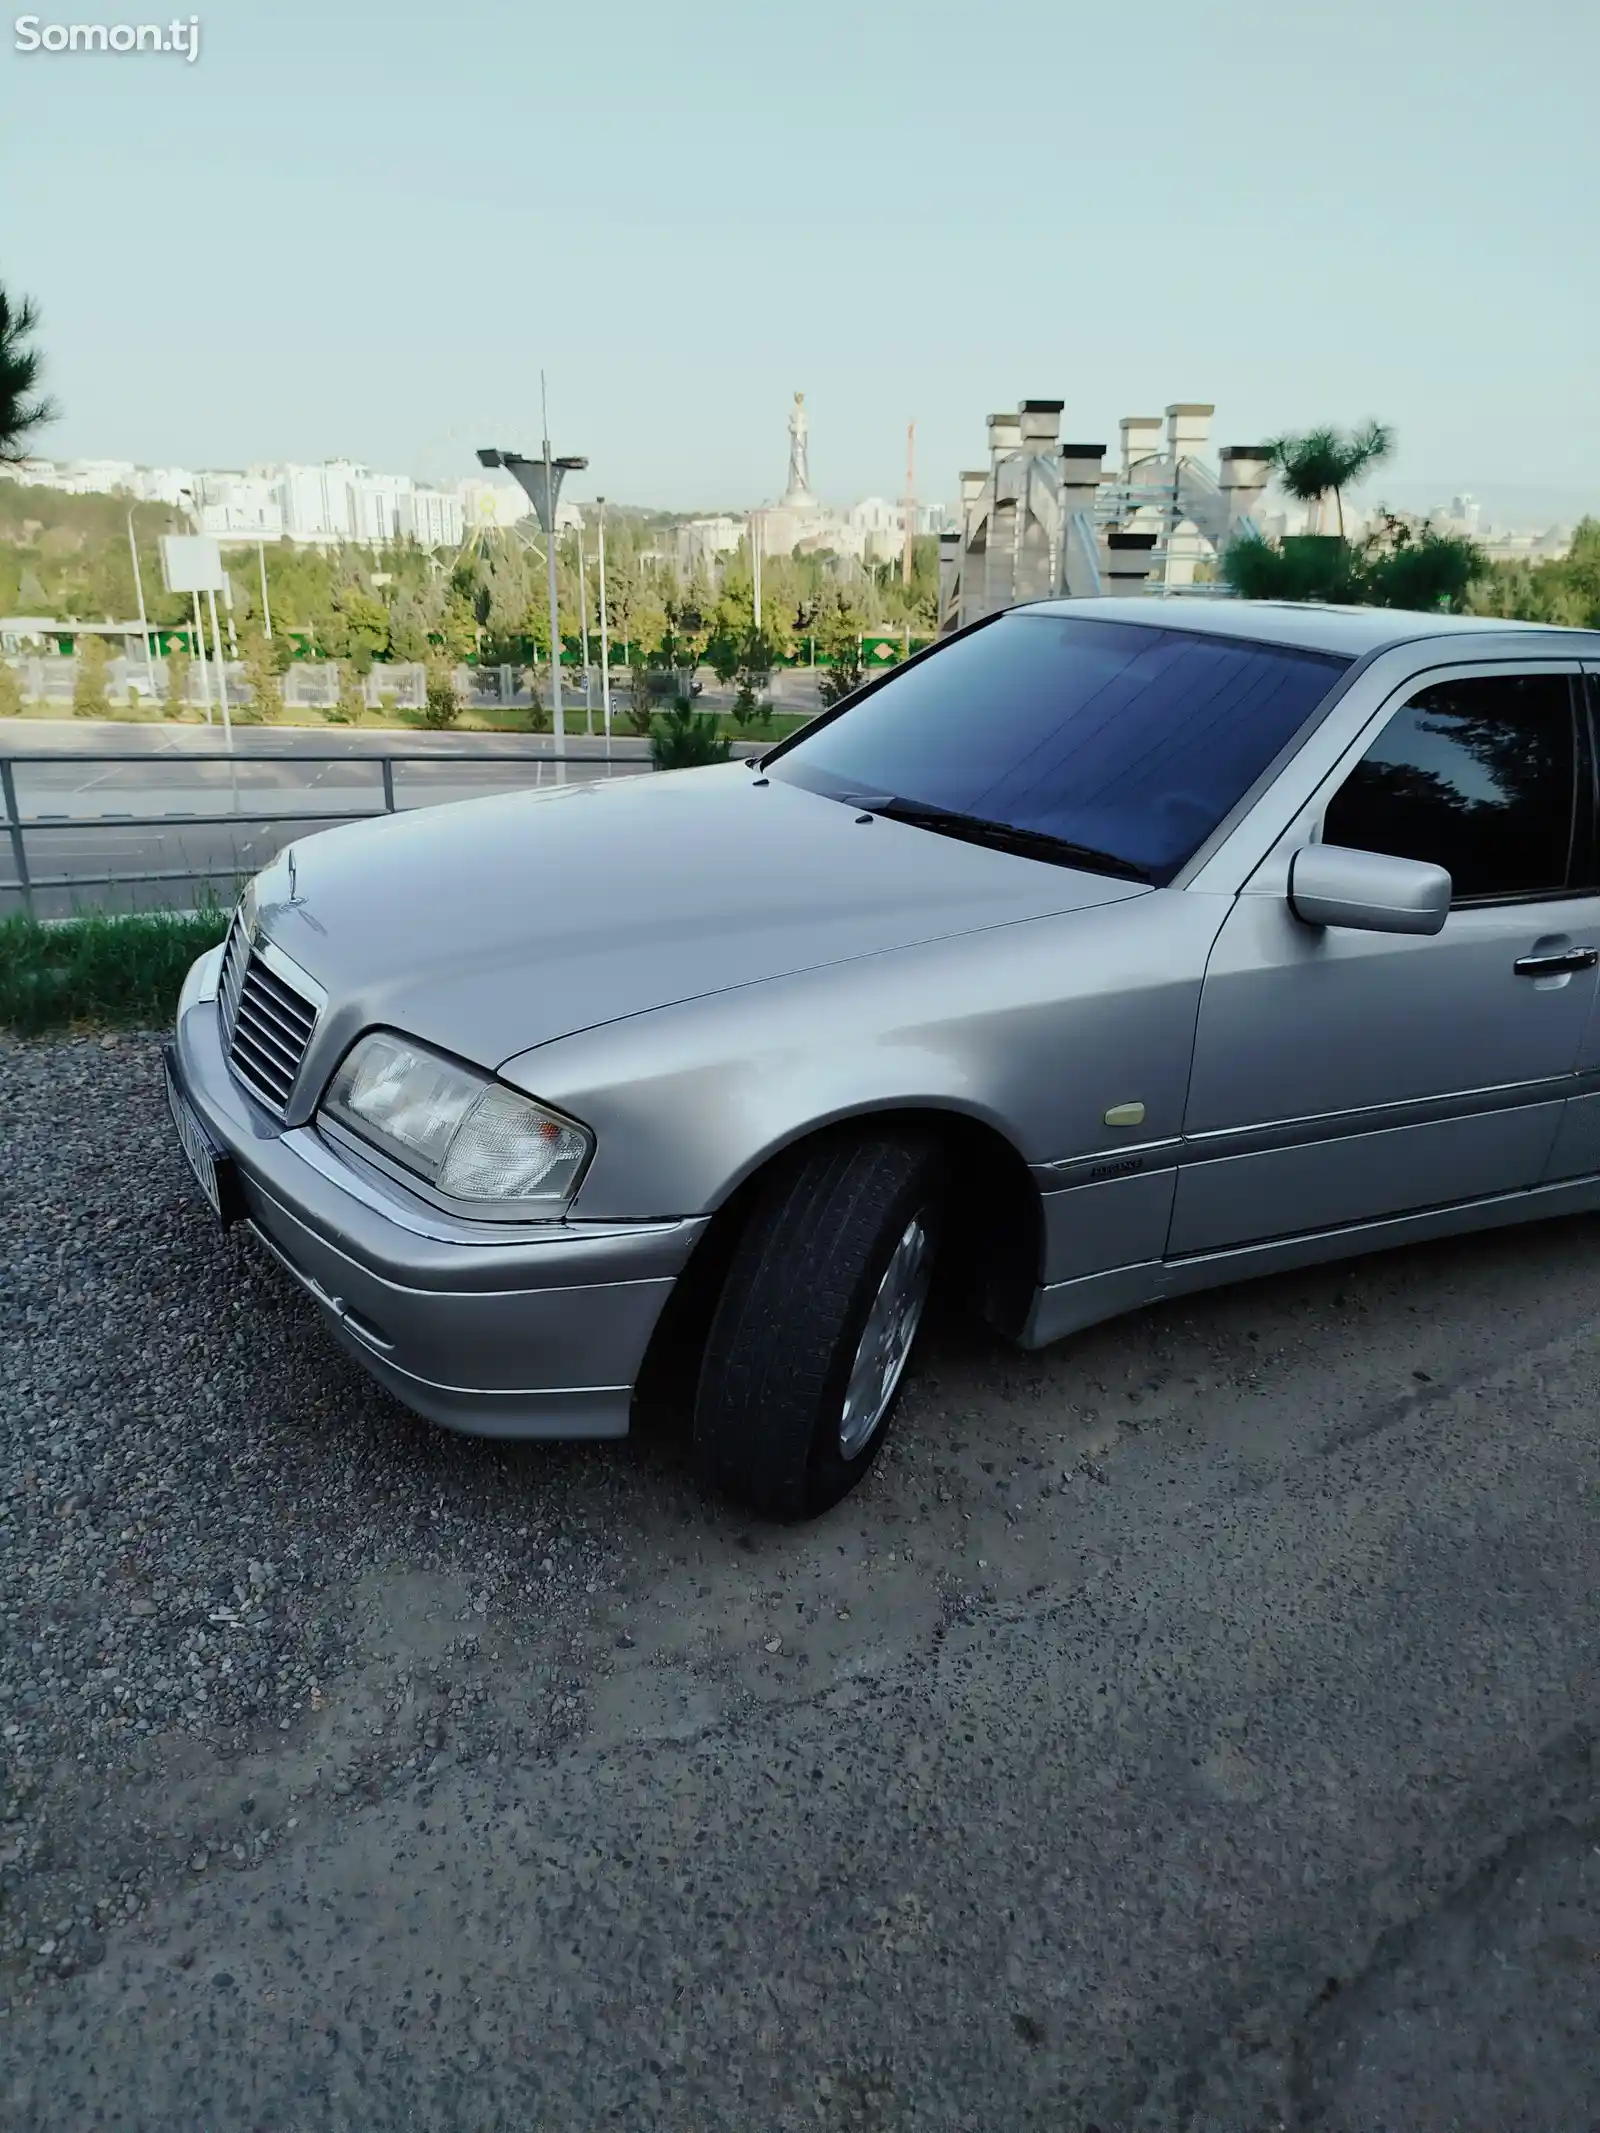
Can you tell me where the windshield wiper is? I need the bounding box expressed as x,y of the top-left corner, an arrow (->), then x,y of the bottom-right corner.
848,794 -> 1152,883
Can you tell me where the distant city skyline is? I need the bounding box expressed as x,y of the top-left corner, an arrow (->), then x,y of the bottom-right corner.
4,441 -> 1584,554
3,0 -> 1595,513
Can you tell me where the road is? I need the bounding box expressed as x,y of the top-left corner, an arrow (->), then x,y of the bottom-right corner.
3,1032 -> 1599,2129
0,721 -> 661,916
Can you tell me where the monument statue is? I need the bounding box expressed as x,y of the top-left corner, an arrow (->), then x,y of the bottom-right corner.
782,390 -> 814,507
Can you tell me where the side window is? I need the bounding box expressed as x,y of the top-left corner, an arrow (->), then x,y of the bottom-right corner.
1323,673 -> 1578,903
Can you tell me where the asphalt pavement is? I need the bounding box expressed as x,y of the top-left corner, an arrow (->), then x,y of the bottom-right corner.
4,1032 -> 1599,2129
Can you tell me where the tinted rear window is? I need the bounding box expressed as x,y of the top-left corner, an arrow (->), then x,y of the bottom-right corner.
771,613 -> 1349,883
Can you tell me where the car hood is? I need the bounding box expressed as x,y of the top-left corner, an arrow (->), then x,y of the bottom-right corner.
255,763 -> 1148,1077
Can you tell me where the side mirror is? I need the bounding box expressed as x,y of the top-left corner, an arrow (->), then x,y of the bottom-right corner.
1289,843 -> 1451,937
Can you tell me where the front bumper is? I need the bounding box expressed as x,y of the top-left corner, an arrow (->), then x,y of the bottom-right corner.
171,946 -> 707,1439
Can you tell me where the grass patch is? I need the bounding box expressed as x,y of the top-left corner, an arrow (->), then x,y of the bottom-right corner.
0,908 -> 229,1036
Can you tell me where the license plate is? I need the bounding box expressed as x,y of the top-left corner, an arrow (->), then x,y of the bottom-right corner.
164,1048 -> 235,1225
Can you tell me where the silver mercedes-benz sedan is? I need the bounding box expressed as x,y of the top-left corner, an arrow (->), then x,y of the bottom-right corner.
167,598 -> 1600,1515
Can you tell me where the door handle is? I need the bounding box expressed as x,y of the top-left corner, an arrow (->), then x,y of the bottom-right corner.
1514,946 -> 1599,977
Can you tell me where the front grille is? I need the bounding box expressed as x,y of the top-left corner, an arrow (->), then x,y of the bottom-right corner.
218,913 -> 319,1119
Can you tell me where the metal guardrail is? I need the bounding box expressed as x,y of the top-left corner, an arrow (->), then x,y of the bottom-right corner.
0,747 -> 653,919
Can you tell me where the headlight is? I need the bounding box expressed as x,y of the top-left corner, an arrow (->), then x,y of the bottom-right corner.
322,1033 -> 592,1209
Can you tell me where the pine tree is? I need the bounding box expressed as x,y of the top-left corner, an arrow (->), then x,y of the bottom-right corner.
163,643 -> 192,718
72,634 -> 111,719
240,631 -> 282,722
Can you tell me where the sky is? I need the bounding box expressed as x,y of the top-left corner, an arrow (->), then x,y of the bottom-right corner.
4,0 -> 1597,519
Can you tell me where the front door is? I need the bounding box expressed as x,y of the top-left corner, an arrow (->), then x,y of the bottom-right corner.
1171,665 -> 1599,1257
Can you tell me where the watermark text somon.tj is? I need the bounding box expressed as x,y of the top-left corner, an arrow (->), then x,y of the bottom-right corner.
14,15 -> 200,57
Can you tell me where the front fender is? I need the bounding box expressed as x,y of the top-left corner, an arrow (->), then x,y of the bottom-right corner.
500,893 -> 1223,1222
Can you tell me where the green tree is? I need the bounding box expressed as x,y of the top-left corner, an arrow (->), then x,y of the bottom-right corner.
72,634 -> 110,718
1467,517 -> 1600,628
0,656 -> 22,717
626,592 -> 669,671
622,679 -> 657,738
436,587 -> 479,664
725,622 -> 784,732
661,582 -> 713,692
422,658 -> 460,728
387,586 -> 432,663
163,643 -> 191,718
814,586 -> 867,705
331,662 -> 366,725
651,699 -> 733,770
1223,528 -> 1361,603
324,582 -> 390,673
1265,421 -> 1395,537
0,285 -> 56,462
1223,513 -> 1484,612
705,602 -> 745,689
240,631 -> 283,722
1358,514 -> 1484,611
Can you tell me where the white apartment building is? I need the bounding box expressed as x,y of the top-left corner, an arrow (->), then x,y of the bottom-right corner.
672,516 -> 744,576
198,474 -> 285,539
0,452 -> 467,551
399,487 -> 464,547
278,461 -> 362,540
136,466 -> 195,507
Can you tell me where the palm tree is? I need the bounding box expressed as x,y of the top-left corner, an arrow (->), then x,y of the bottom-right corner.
1266,421 -> 1394,538
0,284 -> 56,463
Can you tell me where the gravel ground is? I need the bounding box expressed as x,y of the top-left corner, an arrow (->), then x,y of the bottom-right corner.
1,1033 -> 659,1972
4,1030 -> 1600,2129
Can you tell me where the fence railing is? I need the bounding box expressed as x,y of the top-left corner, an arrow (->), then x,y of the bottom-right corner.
0,747 -> 653,919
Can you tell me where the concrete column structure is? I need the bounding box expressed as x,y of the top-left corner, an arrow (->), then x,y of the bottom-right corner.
1057,443 -> 1106,522
1105,530 -> 1159,596
1017,398 -> 1063,449
956,470 -> 992,630
1056,443 -> 1107,600
938,531 -> 963,631
1165,402 -> 1215,465
1120,416 -> 1163,480
1218,446 -> 1274,534
987,412 -> 1023,469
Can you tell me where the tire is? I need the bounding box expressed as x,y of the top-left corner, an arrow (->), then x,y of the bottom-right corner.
693,1130 -> 944,1518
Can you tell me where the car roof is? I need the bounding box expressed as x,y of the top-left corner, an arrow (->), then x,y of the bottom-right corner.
1018,596 -> 1600,659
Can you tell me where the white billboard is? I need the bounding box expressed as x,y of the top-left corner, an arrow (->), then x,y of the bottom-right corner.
159,535 -> 226,595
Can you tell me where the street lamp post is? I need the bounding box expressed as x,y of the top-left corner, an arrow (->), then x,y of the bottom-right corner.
596,496 -> 612,744
476,422 -> 587,743
177,490 -> 212,724
126,506 -> 157,701
576,518 -> 593,735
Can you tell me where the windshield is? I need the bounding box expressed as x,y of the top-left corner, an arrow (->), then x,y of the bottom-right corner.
768,614 -> 1350,884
